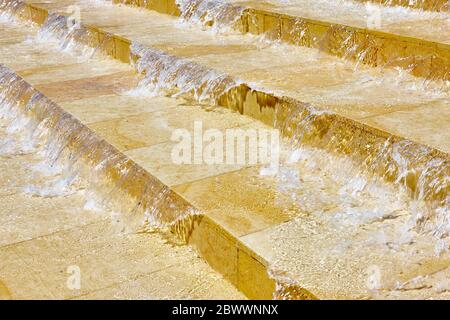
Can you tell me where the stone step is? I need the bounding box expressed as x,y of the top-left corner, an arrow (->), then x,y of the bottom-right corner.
110,0 -> 450,82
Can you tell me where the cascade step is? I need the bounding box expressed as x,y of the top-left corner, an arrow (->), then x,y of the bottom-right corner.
111,0 -> 450,81
0,72 -> 243,300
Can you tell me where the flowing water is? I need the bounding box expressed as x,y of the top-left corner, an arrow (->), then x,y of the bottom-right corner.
117,0 -> 449,298
0,16 -> 245,300
175,0 -> 245,30
130,43 -> 241,103
0,10 -> 200,239
128,17 -> 450,295
245,0 -> 449,25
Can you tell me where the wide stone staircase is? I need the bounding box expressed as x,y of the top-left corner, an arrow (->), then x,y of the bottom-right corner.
0,0 -> 448,299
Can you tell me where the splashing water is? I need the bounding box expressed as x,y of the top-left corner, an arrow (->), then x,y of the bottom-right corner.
258,101 -> 448,298
0,0 -> 25,22
0,0 -> 448,298
175,0 -> 245,30
35,13 -> 107,61
129,43 -> 241,103
0,0 -> 447,241
260,0 -> 449,21
274,100 -> 449,241
171,0 -> 450,88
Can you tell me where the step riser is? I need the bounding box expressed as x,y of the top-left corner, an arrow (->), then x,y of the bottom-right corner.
188,215 -> 316,299
112,0 -> 450,83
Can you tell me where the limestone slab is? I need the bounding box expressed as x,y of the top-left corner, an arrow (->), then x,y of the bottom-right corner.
0,219 -> 243,299
174,166 -> 296,237
18,59 -> 130,86
0,192 -> 102,247
360,99 -> 450,153
240,215 -> 450,300
75,259 -> 245,300
61,94 -> 180,124
88,104 -> 253,151
35,71 -> 138,102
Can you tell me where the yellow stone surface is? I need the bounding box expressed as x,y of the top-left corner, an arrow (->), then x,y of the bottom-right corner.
187,216 -> 240,286
360,99 -> 450,153
240,216 -> 450,299
0,0 -> 448,300
0,10 -> 279,299
76,261 -> 243,299
0,219 -> 244,299
237,246 -> 275,300
125,141 -> 245,187
35,71 -> 138,103
0,193 -> 102,247
229,0 -> 450,44
0,280 -> 11,300
61,94 -> 179,124
0,131 -> 101,247
88,104 -> 253,151
19,62 -> 131,86
174,166 -> 296,238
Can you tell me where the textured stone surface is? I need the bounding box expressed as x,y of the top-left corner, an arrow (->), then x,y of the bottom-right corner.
0,0 -> 448,300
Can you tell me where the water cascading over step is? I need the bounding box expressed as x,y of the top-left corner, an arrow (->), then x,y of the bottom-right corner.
0,64 -> 200,241
275,99 -> 449,239
130,42 -> 241,102
126,0 -> 450,86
